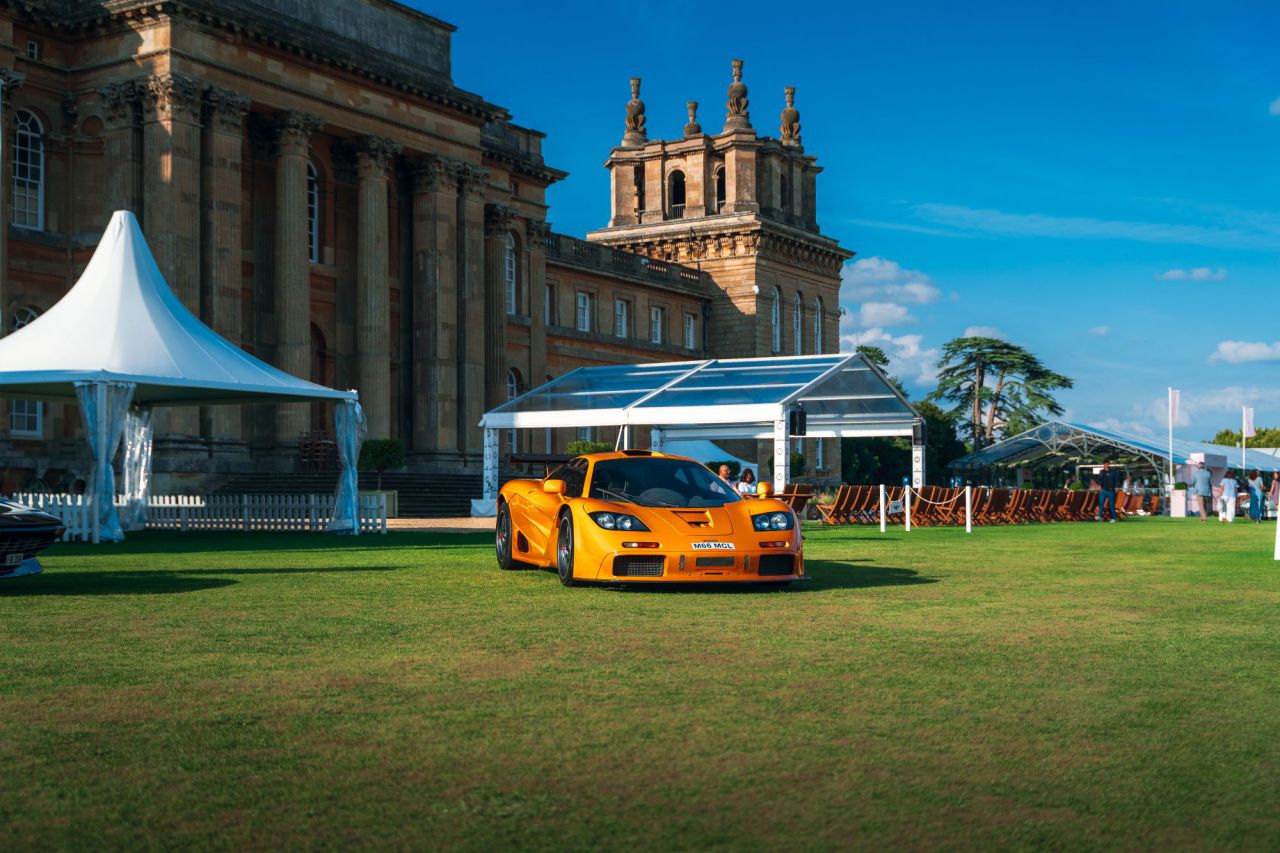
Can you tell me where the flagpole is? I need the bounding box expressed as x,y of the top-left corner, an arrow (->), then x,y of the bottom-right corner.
1167,388 -> 1174,492
1242,406 -> 1247,472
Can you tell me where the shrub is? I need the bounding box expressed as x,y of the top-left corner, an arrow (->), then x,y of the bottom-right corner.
566,439 -> 612,456
791,453 -> 806,476
706,459 -> 741,480
1174,481 -> 1188,491
1067,481 -> 1084,491
358,438 -> 405,490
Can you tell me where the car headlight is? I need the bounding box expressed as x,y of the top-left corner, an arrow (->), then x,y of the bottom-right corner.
752,511 -> 793,532
589,511 -> 650,532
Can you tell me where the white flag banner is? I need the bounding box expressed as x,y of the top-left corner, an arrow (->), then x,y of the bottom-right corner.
1169,388 -> 1180,424
1244,407 -> 1256,439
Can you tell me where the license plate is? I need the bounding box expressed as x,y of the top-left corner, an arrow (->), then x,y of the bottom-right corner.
4,553 -> 24,566
691,542 -> 735,550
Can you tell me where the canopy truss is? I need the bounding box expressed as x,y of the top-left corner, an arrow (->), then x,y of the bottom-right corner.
948,420 -> 1280,479
475,353 -> 924,514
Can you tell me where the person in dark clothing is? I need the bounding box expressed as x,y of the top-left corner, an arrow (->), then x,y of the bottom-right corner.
1095,461 -> 1119,522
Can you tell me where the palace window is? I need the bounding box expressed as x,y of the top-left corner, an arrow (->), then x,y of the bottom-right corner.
813,296 -> 824,353
668,170 -> 686,220
306,162 -> 319,263
577,426 -> 592,443
779,173 -> 790,214
614,298 -> 629,338
793,292 -> 803,355
576,292 -> 591,332
504,233 -> 518,315
650,306 -> 664,345
715,166 -> 726,213
8,306 -> 42,436
12,110 -> 44,231
544,283 -> 556,325
683,313 -> 695,350
815,438 -> 825,471
771,287 -> 781,353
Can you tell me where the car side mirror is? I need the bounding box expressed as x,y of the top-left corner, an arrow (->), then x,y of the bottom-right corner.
543,479 -> 566,495
756,483 -> 772,499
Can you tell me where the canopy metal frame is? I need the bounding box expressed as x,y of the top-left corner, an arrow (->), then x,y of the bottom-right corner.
478,353 -> 925,505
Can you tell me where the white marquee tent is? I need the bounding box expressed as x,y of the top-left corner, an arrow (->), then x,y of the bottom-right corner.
0,210 -> 366,541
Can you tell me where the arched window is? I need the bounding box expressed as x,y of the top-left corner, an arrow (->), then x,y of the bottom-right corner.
13,110 -> 44,230
813,296 -> 824,353
792,292 -> 803,355
306,162 -> 320,263
770,287 -> 781,353
9,306 -> 42,435
668,170 -> 686,219
506,369 -> 521,452
504,233 -> 518,315
715,167 -> 726,213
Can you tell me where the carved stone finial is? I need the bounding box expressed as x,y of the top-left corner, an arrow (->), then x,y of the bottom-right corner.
622,77 -> 647,146
724,58 -> 751,131
683,101 -> 701,138
780,86 -> 801,144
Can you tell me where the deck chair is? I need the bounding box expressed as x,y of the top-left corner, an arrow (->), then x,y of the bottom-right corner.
816,484 -> 853,525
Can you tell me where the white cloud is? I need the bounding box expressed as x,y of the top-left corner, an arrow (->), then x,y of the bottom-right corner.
1270,97 -> 1280,116
962,325 -> 1005,339
1156,267 -> 1227,281
1142,386 -> 1280,430
839,256 -> 938,330
1086,417 -> 1154,437
1089,325 -> 1111,337
856,302 -> 915,327
911,203 -> 1280,251
1209,341 -> 1280,365
841,328 -> 940,385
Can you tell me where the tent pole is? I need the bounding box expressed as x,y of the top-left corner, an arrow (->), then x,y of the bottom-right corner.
650,428 -> 664,453
482,428 -> 499,502
773,415 -> 789,495
93,381 -> 105,545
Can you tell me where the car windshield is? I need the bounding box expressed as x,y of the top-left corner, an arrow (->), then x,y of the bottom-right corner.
588,458 -> 742,508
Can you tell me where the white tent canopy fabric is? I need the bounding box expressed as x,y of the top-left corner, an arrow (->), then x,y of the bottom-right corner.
0,211 -> 364,540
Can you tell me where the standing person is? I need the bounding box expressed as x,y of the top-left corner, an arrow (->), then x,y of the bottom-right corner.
1190,462 -> 1213,522
1246,470 -> 1264,524
1095,461 -> 1119,523
736,468 -> 757,495
1218,469 -> 1239,524
1269,472 -> 1280,519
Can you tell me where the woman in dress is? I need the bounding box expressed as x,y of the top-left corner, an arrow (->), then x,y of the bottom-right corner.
1247,470 -> 1265,524
736,468 -> 757,496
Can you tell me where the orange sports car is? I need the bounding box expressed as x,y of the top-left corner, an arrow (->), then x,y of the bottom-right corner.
495,450 -> 804,586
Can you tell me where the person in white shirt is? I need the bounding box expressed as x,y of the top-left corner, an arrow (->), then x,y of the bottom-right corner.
736,468 -> 757,495
1218,470 -> 1240,523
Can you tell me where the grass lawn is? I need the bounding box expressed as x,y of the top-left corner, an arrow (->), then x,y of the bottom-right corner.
1,519 -> 1278,849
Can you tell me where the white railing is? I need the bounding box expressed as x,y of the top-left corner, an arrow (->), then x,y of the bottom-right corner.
11,493 -> 388,542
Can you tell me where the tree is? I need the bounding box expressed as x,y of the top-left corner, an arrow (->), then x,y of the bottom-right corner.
855,345 -> 889,369
1210,427 -> 1280,448
927,336 -> 1072,448
358,438 -> 405,490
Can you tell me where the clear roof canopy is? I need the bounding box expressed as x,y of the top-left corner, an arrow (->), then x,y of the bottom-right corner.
948,420 -> 1280,474
481,354 -> 919,439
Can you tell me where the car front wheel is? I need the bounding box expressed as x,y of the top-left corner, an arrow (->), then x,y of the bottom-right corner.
556,513 -> 577,587
496,502 -> 517,570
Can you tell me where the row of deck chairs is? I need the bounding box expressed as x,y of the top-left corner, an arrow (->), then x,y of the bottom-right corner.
817,485 -> 1161,526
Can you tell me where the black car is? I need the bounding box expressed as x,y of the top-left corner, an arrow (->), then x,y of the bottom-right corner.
0,498 -> 65,579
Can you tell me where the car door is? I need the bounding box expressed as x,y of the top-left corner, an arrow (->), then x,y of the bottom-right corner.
522,459 -> 585,561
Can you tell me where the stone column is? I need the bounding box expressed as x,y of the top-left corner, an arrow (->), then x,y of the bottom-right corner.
457,164 -> 488,457
140,72 -> 204,440
273,111 -> 324,446
98,79 -> 138,215
410,155 -> 460,460
483,203 -> 517,412
0,69 -> 23,342
355,136 -> 401,439
202,88 -> 250,449
526,219 -> 549,396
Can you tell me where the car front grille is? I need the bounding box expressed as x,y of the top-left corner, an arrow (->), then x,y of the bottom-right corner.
613,555 -> 664,578
0,530 -> 60,573
757,554 -> 795,577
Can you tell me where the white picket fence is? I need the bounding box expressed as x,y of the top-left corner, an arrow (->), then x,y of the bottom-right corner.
11,493 -> 387,542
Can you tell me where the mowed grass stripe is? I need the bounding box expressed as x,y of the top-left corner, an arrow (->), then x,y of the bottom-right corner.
0,519 -> 1277,849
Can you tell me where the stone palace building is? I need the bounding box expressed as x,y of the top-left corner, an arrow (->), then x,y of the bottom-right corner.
0,0 -> 851,493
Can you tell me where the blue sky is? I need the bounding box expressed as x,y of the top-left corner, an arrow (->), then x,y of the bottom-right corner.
421,0 -> 1279,442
